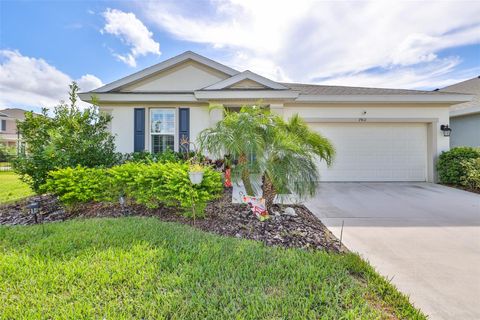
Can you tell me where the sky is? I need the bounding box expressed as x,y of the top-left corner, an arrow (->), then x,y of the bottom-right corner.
0,0 -> 479,111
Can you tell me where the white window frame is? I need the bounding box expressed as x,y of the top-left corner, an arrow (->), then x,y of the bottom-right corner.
149,108 -> 176,153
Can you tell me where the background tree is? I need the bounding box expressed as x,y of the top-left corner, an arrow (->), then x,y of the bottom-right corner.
14,82 -> 119,192
0,138 -> 16,162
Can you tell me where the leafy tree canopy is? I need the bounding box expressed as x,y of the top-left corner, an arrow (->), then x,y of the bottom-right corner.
14,82 -> 119,192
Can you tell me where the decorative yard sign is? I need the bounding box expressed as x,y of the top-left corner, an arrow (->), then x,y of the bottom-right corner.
240,193 -> 269,221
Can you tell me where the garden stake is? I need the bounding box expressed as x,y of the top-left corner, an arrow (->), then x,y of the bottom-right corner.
263,220 -> 267,246
190,182 -> 196,226
340,220 -> 344,249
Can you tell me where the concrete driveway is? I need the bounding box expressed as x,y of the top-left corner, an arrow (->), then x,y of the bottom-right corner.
306,183 -> 480,320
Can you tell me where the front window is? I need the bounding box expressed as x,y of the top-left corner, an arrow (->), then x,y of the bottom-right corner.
150,109 -> 175,153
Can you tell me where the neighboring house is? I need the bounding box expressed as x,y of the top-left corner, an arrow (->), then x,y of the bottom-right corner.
439,76 -> 480,148
79,51 -> 471,183
0,108 -> 29,149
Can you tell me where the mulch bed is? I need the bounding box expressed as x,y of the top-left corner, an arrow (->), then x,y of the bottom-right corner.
0,189 -> 344,253
440,184 -> 480,194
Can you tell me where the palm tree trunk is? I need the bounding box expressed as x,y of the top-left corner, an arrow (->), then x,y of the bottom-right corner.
262,174 -> 276,210
239,153 -> 255,195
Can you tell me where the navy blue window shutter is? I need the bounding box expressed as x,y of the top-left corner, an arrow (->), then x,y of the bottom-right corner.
178,108 -> 190,152
134,108 -> 145,152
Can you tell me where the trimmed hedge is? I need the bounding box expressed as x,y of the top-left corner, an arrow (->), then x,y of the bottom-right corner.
42,162 -> 223,217
437,147 -> 480,187
460,158 -> 480,190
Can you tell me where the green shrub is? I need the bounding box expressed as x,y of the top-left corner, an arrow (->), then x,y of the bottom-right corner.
42,166 -> 110,206
162,162 -> 223,218
0,143 -> 16,162
437,147 -> 480,185
43,162 -> 223,217
128,162 -> 169,209
107,162 -> 146,202
460,158 -> 480,190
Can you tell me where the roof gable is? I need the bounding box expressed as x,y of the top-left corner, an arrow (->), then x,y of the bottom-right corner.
91,51 -> 239,93
120,60 -> 231,92
202,70 -> 288,90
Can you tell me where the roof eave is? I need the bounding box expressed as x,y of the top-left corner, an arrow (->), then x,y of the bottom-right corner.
78,92 -> 198,103
450,105 -> 480,117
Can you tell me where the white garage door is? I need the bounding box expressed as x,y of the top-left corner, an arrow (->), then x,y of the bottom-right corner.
311,123 -> 428,182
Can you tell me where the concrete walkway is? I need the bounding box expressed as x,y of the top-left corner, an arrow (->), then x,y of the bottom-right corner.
306,183 -> 480,320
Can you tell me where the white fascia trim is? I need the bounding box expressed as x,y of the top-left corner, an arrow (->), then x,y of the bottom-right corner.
202,70 -> 288,90
450,105 -> 480,117
88,51 -> 240,93
194,90 -> 299,100
78,92 -> 198,103
295,94 -> 474,103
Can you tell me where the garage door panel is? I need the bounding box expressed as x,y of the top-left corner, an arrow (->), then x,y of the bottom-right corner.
312,123 -> 427,182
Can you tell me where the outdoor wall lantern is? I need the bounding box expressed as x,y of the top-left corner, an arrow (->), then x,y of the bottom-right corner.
440,124 -> 452,137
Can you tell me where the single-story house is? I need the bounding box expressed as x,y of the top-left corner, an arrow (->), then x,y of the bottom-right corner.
79,51 -> 472,183
438,76 -> 480,148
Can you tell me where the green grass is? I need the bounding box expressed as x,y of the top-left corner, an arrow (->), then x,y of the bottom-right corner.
0,217 -> 425,319
0,171 -> 34,204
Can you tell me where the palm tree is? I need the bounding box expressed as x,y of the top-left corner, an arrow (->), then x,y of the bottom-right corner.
259,114 -> 335,209
197,106 -> 267,195
198,106 -> 334,210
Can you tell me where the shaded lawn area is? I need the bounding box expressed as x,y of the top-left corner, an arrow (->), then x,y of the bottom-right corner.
0,171 -> 34,204
0,217 -> 425,319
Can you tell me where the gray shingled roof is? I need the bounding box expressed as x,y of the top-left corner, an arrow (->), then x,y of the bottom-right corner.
281,83 -> 451,95
439,76 -> 480,113
440,76 -> 480,94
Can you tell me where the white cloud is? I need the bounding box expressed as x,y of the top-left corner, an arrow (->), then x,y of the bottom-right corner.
0,50 -> 103,109
76,74 -> 103,92
141,0 -> 480,88
102,8 -> 161,67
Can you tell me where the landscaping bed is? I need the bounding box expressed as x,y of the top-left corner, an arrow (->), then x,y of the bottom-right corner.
441,183 -> 480,194
0,189 -> 342,252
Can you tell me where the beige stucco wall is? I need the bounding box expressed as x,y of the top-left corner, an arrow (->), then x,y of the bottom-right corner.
100,101 -> 450,182
101,106 -> 135,153
121,61 -> 229,92
229,79 -> 267,89
99,103 -> 211,153
4,118 -> 17,134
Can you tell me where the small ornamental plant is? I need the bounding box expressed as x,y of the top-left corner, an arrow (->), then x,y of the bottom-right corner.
188,163 -> 205,185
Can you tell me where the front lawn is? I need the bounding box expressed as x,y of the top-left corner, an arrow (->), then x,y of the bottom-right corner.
0,217 -> 424,319
0,171 -> 34,204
